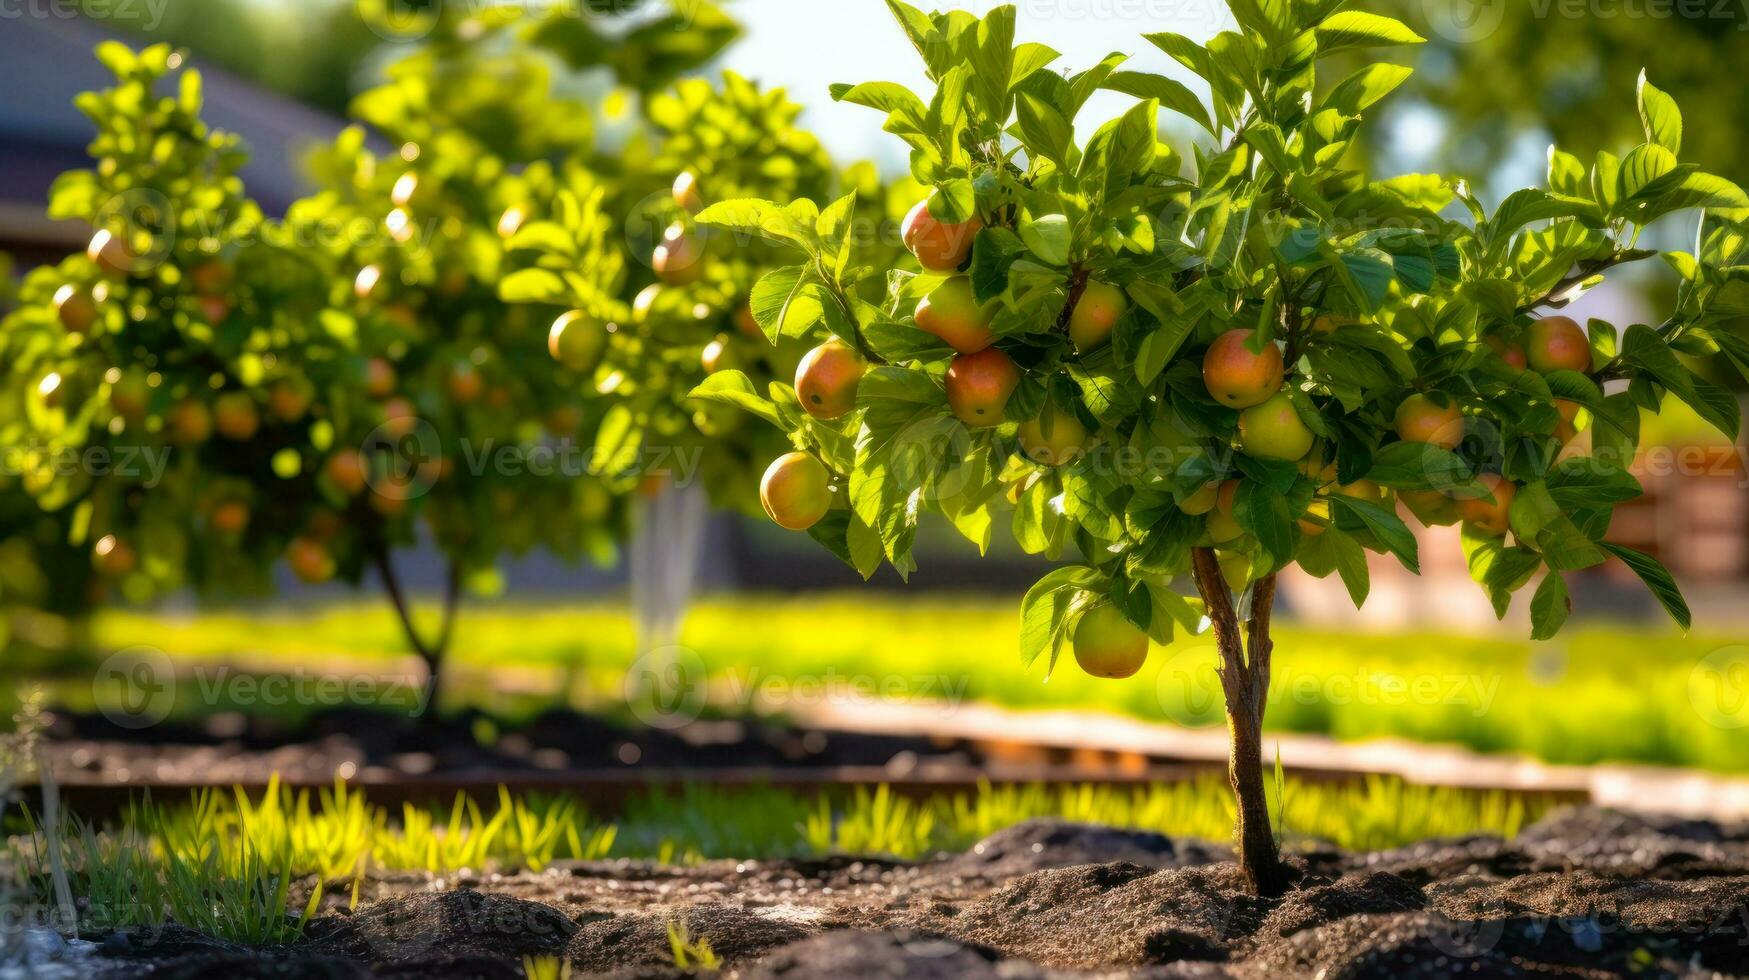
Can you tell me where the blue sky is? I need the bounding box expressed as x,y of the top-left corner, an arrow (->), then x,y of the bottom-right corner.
718,0 -> 1240,169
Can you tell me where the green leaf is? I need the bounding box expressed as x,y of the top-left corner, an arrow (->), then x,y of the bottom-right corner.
696,198 -> 815,251
689,371 -> 783,429
750,266 -> 809,343
1314,11 -> 1425,52
1015,92 -> 1074,168
1019,565 -> 1103,673
1235,479 -> 1296,570
1100,71 -> 1214,134
1600,542 -> 1691,632
1622,324 -> 1741,440
1321,64 -> 1413,116
1019,214 -> 1071,267
1364,441 -> 1472,492
1331,495 -> 1419,573
1529,572 -> 1571,641
498,268 -> 570,304
1636,70 -> 1682,155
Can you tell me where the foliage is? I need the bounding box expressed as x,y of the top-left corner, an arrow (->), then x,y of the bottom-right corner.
0,2 -> 747,686
502,70 -> 903,514
695,1 -> 1749,662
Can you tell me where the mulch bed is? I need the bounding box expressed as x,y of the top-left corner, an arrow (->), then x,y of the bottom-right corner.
45,807 -> 1749,978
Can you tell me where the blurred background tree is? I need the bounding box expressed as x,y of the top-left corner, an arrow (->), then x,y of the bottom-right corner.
1367,1 -> 1748,193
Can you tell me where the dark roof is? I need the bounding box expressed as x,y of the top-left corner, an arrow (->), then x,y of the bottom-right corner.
0,15 -> 349,250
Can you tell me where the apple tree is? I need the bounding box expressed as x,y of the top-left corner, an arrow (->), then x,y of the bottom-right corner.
501,71 -> 900,516
690,1 -> 1749,895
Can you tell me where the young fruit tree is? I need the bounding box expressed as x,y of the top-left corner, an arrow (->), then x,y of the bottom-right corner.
690,1 -> 1749,896
0,2 -> 738,715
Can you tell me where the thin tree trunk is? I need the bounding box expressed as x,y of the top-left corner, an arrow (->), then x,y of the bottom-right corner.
1191,547 -> 1289,898
374,550 -> 459,721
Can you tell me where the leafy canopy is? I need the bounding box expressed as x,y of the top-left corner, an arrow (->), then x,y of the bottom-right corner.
693,0 -> 1749,669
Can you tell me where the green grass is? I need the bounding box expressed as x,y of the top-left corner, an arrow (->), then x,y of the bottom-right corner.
50,594 -> 1749,774
8,775 -> 1552,942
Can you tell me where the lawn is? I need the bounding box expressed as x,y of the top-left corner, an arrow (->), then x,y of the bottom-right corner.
42,593 -> 1748,774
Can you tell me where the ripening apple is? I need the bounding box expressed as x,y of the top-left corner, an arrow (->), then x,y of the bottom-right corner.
734,303 -> 765,341
545,405 -> 583,437
1018,402 -> 1089,466
1553,399 -> 1584,444
1072,603 -> 1148,679
1179,481 -> 1220,516
632,284 -> 662,323
1068,280 -> 1127,353
210,501 -> 250,535
92,535 -> 136,577
214,392 -> 259,441
326,450 -> 369,496
691,402 -> 744,438
54,285 -> 97,334
915,276 -> 996,354
109,370 -> 150,421
1485,335 -> 1529,373
1526,316 -> 1592,374
701,335 -> 741,376
760,452 -> 832,531
652,222 -> 703,284
447,362 -> 483,404
194,258 -> 234,295
380,398 -> 417,437
269,377 -> 314,422
1458,474 -> 1517,537
1203,329 -> 1285,409
1217,550 -> 1253,592
1298,498 -> 1330,536
1238,391 -> 1314,461
87,229 -> 133,277
901,194 -> 982,272
1207,480 -> 1244,543
1394,393 -> 1465,451
549,310 -> 607,372
795,338 -> 866,421
1334,479 -> 1386,505
287,537 -> 335,584
945,347 -> 1021,428
672,171 -> 704,214
1400,489 -> 1461,528
167,400 -> 213,445
197,294 -> 231,325
364,358 -> 397,398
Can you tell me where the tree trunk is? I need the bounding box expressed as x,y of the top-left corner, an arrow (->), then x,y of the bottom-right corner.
375,551 -> 461,723
1191,547 -> 1290,898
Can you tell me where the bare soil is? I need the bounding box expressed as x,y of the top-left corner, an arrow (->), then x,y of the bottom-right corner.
69,807 -> 1749,978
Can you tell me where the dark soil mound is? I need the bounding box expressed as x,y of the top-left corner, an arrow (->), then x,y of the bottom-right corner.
940,819 -> 1225,881
908,862 -> 1268,969
739,930 -> 1046,979
566,905 -> 813,973
81,807 -> 1749,979
303,890 -> 575,967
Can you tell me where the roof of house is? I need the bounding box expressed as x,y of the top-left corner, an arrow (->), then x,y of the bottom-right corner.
0,15 -> 349,251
